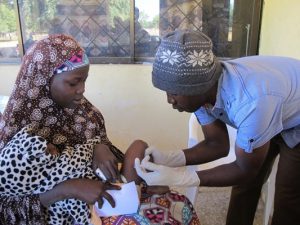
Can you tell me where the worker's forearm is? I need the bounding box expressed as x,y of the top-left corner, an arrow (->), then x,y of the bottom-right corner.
183,140 -> 229,165
197,161 -> 255,187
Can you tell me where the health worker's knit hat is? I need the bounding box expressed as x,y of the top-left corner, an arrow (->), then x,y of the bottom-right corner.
152,29 -> 222,95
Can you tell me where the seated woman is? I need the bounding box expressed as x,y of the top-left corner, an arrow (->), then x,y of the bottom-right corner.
0,125 -> 167,224
0,34 -> 200,225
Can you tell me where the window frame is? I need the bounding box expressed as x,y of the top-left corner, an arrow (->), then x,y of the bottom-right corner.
1,0 -> 263,64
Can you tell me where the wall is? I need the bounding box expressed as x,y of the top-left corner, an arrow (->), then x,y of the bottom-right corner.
259,0 -> 300,59
258,1 -> 300,217
2,0 -> 299,153
0,64 -> 191,152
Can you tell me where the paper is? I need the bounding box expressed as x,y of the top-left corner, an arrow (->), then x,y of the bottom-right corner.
94,181 -> 139,217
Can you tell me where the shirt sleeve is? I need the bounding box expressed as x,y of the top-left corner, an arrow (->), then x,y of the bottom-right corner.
234,95 -> 284,153
194,107 -> 217,125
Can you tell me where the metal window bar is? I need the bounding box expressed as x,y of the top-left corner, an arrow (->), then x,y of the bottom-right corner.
0,0 -> 262,64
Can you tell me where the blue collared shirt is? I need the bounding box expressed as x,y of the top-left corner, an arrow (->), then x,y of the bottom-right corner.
195,56 -> 300,153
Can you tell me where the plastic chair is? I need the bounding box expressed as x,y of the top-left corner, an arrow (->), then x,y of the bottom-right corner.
185,113 -> 236,204
262,156 -> 279,225
185,113 -> 201,205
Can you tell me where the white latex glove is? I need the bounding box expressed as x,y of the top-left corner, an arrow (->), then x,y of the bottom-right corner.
145,146 -> 186,167
134,155 -> 200,187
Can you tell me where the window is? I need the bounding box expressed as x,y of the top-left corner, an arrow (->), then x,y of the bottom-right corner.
0,0 -> 20,62
2,0 -> 262,64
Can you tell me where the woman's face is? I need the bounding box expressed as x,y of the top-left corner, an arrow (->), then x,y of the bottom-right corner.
50,64 -> 89,109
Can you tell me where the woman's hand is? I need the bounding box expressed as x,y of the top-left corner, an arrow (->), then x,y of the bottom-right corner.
93,144 -> 120,182
67,178 -> 121,208
40,178 -> 121,208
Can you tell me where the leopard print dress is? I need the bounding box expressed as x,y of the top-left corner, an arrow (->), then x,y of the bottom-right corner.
0,126 -> 101,225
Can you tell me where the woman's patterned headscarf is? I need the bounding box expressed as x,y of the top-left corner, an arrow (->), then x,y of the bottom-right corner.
0,34 -> 112,151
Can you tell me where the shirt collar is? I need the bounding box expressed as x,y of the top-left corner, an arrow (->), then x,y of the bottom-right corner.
211,72 -> 225,111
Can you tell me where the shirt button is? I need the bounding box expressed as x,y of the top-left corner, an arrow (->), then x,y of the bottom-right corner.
249,139 -> 254,143
219,113 -> 223,116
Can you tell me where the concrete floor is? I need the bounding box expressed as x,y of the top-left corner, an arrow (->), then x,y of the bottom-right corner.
194,186 -> 264,225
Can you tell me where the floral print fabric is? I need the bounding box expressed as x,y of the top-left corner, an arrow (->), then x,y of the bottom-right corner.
101,189 -> 201,225
0,34 -> 117,153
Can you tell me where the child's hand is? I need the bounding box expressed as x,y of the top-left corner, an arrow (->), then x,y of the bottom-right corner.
46,143 -> 60,156
93,144 -> 121,182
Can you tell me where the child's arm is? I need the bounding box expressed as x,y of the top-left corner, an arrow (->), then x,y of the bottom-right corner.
121,140 -> 170,195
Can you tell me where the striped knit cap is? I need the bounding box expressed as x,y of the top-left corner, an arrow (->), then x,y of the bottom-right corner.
152,29 -> 222,95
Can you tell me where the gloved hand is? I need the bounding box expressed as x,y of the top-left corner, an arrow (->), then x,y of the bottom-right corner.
145,146 -> 186,167
134,155 -> 200,187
